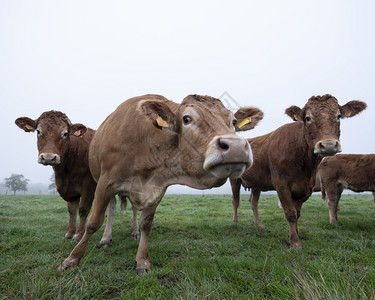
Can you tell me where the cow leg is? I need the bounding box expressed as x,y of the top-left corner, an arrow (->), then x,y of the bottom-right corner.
230,179 -> 241,223
277,187 -> 301,248
327,183 -> 341,224
373,192 -> 375,203
98,196 -> 117,248
131,205 -> 140,240
250,189 -> 264,229
73,184 -> 95,242
58,178 -> 114,270
136,206 -> 158,275
64,199 -> 79,239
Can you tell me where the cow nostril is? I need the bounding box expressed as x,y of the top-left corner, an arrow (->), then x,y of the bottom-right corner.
218,140 -> 229,151
51,155 -> 57,161
40,154 -> 45,161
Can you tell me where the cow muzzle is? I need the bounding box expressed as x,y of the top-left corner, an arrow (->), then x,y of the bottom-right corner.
203,135 -> 253,179
38,153 -> 61,166
314,139 -> 342,156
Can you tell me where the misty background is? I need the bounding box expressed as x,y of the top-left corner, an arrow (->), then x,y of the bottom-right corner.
1,1 -> 374,195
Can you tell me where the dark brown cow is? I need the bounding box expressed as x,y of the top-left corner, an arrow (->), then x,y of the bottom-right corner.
16,111 -> 95,241
318,154 -> 375,223
230,94 -> 366,248
58,94 -> 263,273
16,111 -> 140,244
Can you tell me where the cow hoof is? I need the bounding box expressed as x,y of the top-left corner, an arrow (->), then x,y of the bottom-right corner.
97,240 -> 111,248
136,268 -> 151,276
72,234 -> 82,242
58,258 -> 77,271
64,234 -> 73,240
256,224 -> 265,230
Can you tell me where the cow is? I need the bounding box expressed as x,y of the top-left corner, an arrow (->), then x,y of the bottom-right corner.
318,154 -> 375,224
58,94 -> 263,274
15,111 -> 139,243
230,94 -> 366,248
15,111 -> 95,241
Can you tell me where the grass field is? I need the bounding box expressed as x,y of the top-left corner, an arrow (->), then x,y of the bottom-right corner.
1,193 -> 375,299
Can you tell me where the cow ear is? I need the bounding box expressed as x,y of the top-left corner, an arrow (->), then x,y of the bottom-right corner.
340,100 -> 367,118
139,100 -> 175,130
15,117 -> 37,132
70,123 -> 87,137
285,105 -> 303,121
234,107 -> 264,131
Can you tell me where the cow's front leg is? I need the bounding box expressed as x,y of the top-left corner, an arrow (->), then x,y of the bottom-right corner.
136,206 -> 157,275
65,199 -> 79,239
73,184 -> 95,242
98,196 -> 117,247
277,187 -> 302,249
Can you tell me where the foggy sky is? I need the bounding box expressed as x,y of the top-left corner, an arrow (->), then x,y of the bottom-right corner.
1,1 -> 374,193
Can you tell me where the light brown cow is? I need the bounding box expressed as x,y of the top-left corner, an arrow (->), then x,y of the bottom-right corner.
16,111 -> 140,244
230,94 -> 366,248
58,94 -> 263,274
16,111 -> 95,241
318,154 -> 375,224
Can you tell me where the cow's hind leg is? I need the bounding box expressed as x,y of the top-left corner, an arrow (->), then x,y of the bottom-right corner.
327,183 -> 342,224
98,196 -> 117,248
250,189 -> 264,229
59,178 -> 114,270
65,199 -> 79,239
230,179 -> 241,223
131,205 -> 140,240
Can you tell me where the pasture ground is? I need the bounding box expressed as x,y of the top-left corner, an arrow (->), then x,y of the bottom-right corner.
1,193 -> 375,299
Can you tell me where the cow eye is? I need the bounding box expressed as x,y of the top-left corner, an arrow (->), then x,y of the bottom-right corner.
337,114 -> 341,120
36,129 -> 41,135
62,131 -> 69,138
232,119 -> 237,127
305,116 -> 311,122
183,115 -> 192,125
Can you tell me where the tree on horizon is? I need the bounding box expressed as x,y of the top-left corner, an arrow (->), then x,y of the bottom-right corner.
4,174 -> 29,195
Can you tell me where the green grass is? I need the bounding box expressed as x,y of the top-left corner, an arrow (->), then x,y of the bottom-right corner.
1,193 -> 375,299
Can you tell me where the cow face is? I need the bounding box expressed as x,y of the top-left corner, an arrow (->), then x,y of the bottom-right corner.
285,94 -> 367,156
140,95 -> 263,185
15,111 -> 87,166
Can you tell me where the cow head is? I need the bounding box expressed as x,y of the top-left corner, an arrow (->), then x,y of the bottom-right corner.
139,95 -> 263,186
15,111 -> 87,166
285,94 -> 367,156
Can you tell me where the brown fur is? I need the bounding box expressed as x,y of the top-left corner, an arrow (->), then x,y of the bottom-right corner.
318,154 -> 375,223
16,111 -> 95,241
230,95 -> 366,248
59,94 -> 263,273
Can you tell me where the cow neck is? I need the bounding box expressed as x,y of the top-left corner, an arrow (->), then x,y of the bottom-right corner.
51,140 -> 77,178
301,123 -> 324,177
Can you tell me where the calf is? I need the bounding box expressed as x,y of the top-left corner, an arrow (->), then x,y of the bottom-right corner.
58,94 -> 263,273
230,95 -> 366,248
318,154 -> 375,223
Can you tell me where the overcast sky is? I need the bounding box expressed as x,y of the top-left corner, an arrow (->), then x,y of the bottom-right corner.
1,1 -> 374,194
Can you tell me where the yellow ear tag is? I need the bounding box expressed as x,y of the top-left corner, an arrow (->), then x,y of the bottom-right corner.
156,116 -> 169,128
238,117 -> 252,129
25,124 -> 34,131
74,130 -> 81,137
